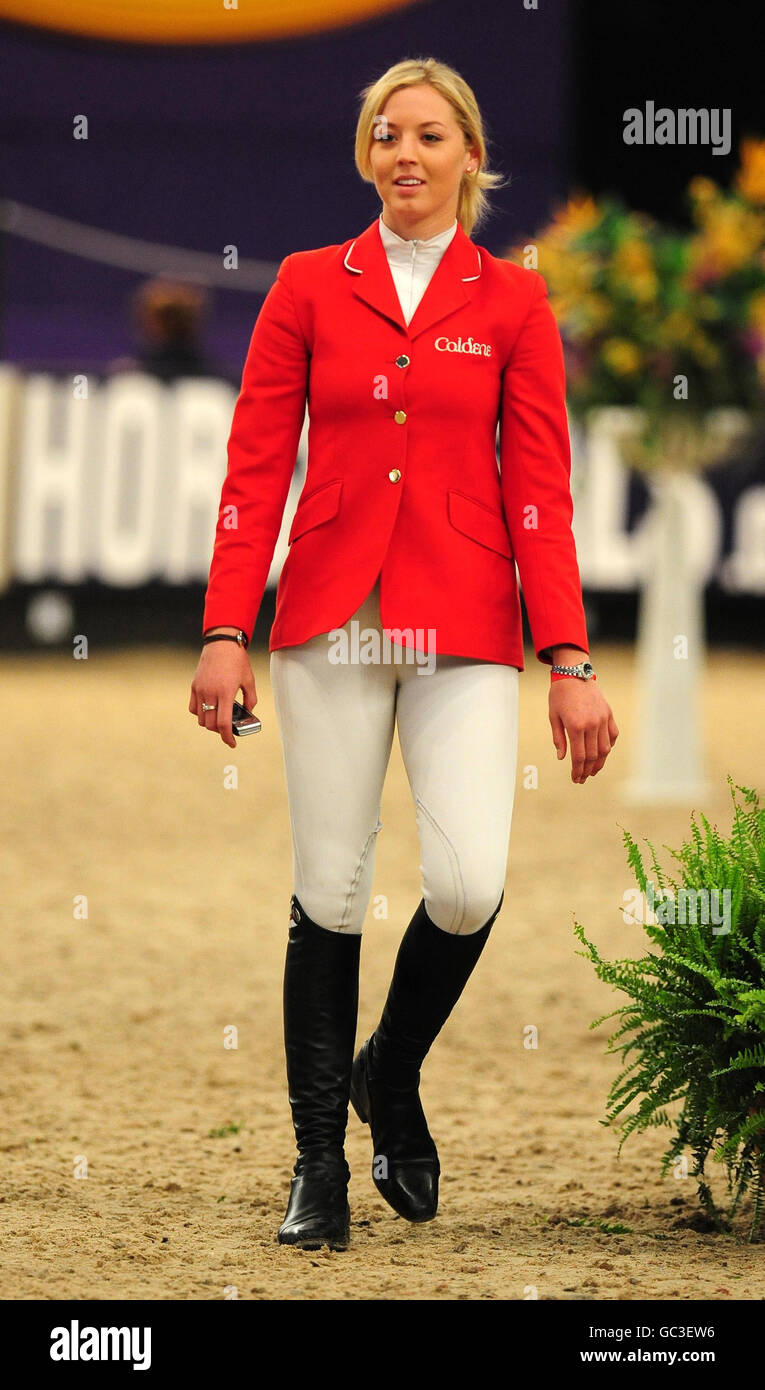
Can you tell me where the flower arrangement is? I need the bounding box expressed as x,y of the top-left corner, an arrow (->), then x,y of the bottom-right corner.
508,140 -> 765,442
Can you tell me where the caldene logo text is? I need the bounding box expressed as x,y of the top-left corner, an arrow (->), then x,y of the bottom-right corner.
434,335 -> 493,356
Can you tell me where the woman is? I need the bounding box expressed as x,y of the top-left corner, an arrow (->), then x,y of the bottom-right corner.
189,57 -> 618,1251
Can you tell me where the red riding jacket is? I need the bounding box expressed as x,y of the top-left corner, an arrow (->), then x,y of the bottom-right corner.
202,215 -> 588,668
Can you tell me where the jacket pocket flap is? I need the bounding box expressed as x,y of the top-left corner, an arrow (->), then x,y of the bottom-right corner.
447,489 -> 512,559
288,478 -> 343,544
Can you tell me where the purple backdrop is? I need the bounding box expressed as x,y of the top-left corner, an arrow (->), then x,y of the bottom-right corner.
0,0 -> 572,372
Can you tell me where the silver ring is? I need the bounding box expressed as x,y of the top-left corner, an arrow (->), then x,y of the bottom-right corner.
201,702 -> 217,712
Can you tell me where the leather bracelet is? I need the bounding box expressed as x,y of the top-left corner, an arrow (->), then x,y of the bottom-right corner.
202,632 -> 249,649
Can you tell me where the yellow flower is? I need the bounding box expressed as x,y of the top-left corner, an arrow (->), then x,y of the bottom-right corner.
602,339 -> 642,375
734,138 -> 765,206
688,178 -> 722,232
548,192 -> 602,244
510,195 -> 602,265
536,244 -> 600,300
687,203 -> 765,277
748,290 -> 765,332
612,237 -> 653,276
611,238 -> 659,302
688,176 -> 719,206
655,310 -> 697,347
630,272 -> 659,303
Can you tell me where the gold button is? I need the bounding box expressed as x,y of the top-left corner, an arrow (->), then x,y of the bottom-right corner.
388,468 -> 401,483
394,409 -> 407,424
395,354 -> 410,368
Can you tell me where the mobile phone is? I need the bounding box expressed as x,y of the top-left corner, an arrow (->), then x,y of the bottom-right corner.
232,700 -> 262,736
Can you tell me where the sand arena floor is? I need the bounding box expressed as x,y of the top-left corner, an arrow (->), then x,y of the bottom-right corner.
1,641 -> 764,1300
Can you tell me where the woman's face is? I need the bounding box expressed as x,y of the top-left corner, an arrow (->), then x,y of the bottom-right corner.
368,84 -> 477,235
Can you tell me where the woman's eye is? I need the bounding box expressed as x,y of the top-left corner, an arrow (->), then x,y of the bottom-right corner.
377,132 -> 442,142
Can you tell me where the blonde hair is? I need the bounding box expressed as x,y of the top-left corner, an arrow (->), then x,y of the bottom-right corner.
354,57 -> 506,237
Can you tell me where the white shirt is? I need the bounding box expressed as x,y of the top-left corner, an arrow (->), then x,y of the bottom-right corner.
378,212 -> 458,325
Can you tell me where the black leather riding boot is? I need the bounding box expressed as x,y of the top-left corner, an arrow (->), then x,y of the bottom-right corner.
350,891 -> 503,1222
277,894 -> 361,1250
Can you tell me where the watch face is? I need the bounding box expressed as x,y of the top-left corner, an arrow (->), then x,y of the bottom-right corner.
582,662 -> 594,678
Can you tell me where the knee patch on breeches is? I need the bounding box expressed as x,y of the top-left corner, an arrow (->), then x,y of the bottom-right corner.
415,795 -> 504,935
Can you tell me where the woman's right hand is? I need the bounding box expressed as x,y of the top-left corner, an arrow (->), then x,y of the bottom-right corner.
189,640 -> 257,749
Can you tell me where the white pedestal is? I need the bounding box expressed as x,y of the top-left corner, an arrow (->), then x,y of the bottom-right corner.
624,467 -> 711,806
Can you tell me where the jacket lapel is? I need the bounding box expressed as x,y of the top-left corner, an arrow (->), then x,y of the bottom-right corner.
342,217 -> 482,342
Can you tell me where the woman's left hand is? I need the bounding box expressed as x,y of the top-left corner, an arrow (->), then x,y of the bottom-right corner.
549,680 -> 619,784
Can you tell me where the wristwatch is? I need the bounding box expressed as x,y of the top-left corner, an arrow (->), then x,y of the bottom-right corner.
551,660 -> 596,681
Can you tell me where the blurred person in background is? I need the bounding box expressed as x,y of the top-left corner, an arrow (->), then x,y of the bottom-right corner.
109,278 -> 226,382
190,56 -> 618,1251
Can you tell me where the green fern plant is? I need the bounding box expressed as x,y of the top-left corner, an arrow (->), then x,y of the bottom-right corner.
574,780 -> 765,1240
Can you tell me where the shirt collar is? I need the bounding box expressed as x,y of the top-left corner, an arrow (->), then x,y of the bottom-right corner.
378,212 -> 459,261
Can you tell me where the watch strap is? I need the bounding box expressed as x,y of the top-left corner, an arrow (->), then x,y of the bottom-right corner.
202,631 -> 249,649
551,670 -> 596,683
